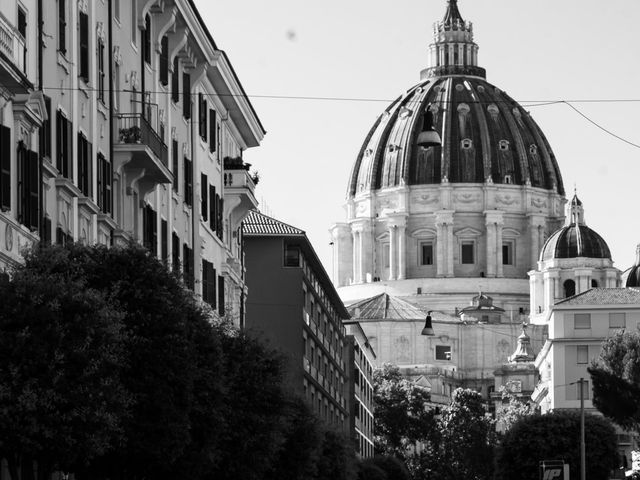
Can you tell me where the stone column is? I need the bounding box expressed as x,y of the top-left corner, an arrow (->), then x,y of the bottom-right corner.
575,268 -> 592,294
351,230 -> 359,284
398,224 -> 407,280
528,214 -> 546,270
496,222 -> 504,278
388,224 -> 396,281
543,270 -> 560,309
484,211 -> 504,278
435,211 -> 455,278
436,222 -> 445,277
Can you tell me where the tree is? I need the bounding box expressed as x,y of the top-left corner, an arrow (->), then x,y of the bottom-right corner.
373,364 -> 435,457
496,411 -> 618,480
494,385 -> 538,432
438,388 -> 496,480
360,456 -> 411,480
315,429 -> 358,480
0,246 -> 130,480
588,330 -> 640,432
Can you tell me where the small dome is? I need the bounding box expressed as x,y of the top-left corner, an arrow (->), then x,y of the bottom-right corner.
540,224 -> 611,261
624,245 -> 640,287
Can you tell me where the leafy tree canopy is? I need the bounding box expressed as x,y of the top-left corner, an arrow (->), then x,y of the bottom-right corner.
496,411 -> 618,480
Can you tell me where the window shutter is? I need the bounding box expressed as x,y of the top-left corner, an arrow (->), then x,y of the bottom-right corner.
161,219 -> 168,260
56,110 -> 63,173
79,12 -> 89,82
40,96 -> 51,158
218,275 -> 225,316
160,36 -> 169,86
201,173 -> 208,221
209,109 -> 216,153
182,73 -> 191,119
172,232 -> 180,272
58,0 -> 66,55
171,57 -> 179,103
97,154 -> 104,211
183,157 -> 192,206
209,185 -> 215,231
218,196 -> 224,239
0,125 -> 11,211
172,140 -> 179,192
28,150 -> 39,231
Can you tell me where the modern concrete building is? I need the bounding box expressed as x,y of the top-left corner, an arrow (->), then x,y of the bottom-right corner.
344,320 -> 376,458
243,210 -> 351,432
0,0 -> 265,325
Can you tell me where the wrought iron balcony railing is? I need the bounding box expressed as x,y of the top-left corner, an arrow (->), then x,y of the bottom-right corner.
114,113 -> 168,167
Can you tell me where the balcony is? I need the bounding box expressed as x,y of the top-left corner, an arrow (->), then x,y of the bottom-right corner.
0,12 -> 30,94
223,157 -> 259,231
113,113 -> 171,197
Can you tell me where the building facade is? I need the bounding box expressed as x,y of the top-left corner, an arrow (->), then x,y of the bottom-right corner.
344,320 -> 376,458
0,0 -> 264,324
243,210 -> 351,432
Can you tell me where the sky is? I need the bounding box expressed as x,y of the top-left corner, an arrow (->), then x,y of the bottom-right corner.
195,0 -> 640,277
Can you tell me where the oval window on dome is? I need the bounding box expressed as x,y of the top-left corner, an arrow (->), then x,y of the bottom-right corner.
529,144 -> 538,154
461,139 -> 473,150
499,140 -> 509,151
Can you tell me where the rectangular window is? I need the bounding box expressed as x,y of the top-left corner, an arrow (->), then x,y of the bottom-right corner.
16,146 -> 38,231
502,242 -> 514,265
171,57 -> 179,103
209,185 -> 216,231
77,133 -> 92,197
56,110 -> 72,179
209,109 -> 216,153
17,8 -> 26,37
159,36 -> 169,86
40,96 -> 51,158
142,205 -> 157,254
113,63 -> 120,112
172,140 -> 179,192
199,93 -> 207,140
218,275 -> 225,315
79,11 -> 89,83
577,345 -> 589,364
97,153 -> 112,215
382,243 -> 390,268
284,245 -> 301,267
131,0 -> 137,45
0,125 -> 11,211
435,345 -> 452,361
58,0 -> 66,54
97,40 -> 105,103
461,241 -> 474,264
201,173 -> 208,221
217,195 -> 223,239
202,260 -> 216,307
421,242 -> 433,265
609,312 -> 626,329
183,157 -> 192,206
143,15 -> 151,65
172,232 -> 180,272
182,73 -> 191,119
574,313 -> 591,330
161,219 -> 168,261
183,243 -> 193,289
114,0 -> 119,22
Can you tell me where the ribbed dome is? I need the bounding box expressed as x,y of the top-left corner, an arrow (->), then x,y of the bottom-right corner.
624,245 -> 640,287
539,224 -> 611,261
348,77 -> 564,198
347,0 -> 564,198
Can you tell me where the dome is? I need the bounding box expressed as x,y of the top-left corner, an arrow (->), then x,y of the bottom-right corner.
623,245 -> 640,287
539,224 -> 611,261
347,1 -> 564,198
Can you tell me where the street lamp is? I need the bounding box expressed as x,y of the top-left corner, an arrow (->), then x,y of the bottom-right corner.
421,311 -> 435,336
416,109 -> 441,148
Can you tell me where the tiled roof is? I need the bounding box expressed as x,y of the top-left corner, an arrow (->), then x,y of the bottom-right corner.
243,210 -> 305,236
556,288 -> 640,306
347,293 -> 427,320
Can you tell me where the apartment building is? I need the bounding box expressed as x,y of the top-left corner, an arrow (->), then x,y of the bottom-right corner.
0,0 -> 265,323
243,210 -> 351,432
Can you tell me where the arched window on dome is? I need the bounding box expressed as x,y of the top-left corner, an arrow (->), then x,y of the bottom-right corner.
564,279 -> 576,298
461,138 -> 473,150
591,279 -> 598,288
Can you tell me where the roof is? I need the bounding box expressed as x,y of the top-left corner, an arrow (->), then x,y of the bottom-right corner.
539,224 -> 611,261
243,210 -> 305,236
347,293 -> 426,320
555,288 -> 640,306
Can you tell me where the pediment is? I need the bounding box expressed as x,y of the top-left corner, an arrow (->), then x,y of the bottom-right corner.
454,226 -> 482,237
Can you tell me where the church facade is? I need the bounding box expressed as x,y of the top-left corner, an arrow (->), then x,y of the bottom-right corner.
330,0 -> 626,403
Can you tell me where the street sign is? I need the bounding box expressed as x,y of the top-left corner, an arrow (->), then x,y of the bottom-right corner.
540,460 -> 569,480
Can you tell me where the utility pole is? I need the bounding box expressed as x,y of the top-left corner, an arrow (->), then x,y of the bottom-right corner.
580,377 -> 586,480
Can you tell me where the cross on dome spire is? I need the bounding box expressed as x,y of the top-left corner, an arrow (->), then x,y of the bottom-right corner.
421,0 -> 486,79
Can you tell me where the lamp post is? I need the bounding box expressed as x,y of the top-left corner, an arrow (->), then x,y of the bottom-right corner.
579,377 -> 586,480
421,311 -> 435,336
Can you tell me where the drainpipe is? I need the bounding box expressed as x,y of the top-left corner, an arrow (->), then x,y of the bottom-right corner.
37,0 -> 43,239
108,0 -> 113,242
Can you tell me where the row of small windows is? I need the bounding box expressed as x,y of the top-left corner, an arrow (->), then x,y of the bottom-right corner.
304,380 -> 346,428
458,138 -> 538,155
381,240 -> 516,267
573,312 -> 626,330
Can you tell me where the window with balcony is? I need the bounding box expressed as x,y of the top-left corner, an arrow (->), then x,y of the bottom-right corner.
56,111 -> 72,179
201,173 -> 208,221
58,0 -> 66,55
202,259 -> 217,308
159,36 -> 169,86
183,157 -> 192,206
97,153 -> 112,215
79,10 -> 89,83
0,125 -> 11,211
16,142 -> 39,231
77,133 -> 92,197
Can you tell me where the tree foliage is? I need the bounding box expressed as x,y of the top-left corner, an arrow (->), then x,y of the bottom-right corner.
496,411 -> 618,480
494,385 -> 538,432
588,330 -> 640,432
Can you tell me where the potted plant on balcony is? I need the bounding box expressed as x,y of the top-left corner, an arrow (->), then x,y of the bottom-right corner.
223,156 -> 250,170
119,125 -> 142,144
250,170 -> 260,185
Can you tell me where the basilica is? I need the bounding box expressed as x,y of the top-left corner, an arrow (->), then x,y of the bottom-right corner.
330,0 -> 636,405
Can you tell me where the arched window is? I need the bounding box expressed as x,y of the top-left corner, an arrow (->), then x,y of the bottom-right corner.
591,279 -> 598,288
564,279 -> 576,298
